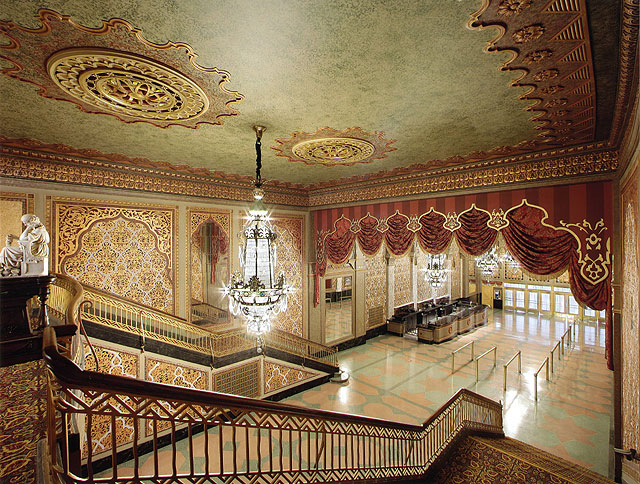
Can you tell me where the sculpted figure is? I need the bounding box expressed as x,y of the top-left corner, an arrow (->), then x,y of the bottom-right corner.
0,214 -> 50,277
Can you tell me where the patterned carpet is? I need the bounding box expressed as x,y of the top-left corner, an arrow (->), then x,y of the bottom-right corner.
0,359 -> 47,484
431,435 -> 614,484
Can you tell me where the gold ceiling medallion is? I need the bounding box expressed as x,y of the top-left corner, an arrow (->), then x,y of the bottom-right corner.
47,49 -> 209,121
0,9 -> 243,128
273,127 -> 395,167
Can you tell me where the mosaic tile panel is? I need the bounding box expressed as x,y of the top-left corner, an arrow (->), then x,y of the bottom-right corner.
0,360 -> 46,484
82,343 -> 139,458
270,216 -> 304,336
621,165 -> 640,457
393,255 -> 412,308
365,251 -> 387,328
49,198 -> 176,312
263,361 -> 318,394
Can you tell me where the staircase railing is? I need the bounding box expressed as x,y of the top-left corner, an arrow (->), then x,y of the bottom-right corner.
79,284 -> 338,367
191,300 -> 229,324
43,326 -> 503,484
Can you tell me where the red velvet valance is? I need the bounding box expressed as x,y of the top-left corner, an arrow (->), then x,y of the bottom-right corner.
313,182 -> 613,369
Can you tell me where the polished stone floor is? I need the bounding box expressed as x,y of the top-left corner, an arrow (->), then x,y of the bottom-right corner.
284,309 -> 613,478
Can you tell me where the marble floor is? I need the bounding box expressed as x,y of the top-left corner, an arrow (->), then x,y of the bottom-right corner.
284,309 -> 614,478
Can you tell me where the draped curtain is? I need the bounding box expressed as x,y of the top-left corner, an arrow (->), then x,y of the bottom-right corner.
314,201 -> 613,369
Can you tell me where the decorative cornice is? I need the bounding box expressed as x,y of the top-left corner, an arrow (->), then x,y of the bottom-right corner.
307,150 -> 618,206
0,147 -> 308,207
305,140 -> 607,190
0,143 -> 617,208
608,0 -> 640,146
0,9 -> 243,128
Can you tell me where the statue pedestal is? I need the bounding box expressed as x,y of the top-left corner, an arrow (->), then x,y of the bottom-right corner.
0,275 -> 55,366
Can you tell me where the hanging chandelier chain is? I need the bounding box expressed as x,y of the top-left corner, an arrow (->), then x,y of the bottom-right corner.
254,125 -> 265,188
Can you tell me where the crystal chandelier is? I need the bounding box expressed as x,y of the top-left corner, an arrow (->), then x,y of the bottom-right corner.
224,126 -> 290,351
424,253 -> 448,288
476,243 -> 520,277
476,245 -> 500,277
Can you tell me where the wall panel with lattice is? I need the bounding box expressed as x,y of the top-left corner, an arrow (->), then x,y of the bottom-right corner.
393,254 -> 412,308
48,197 -> 177,312
263,360 -> 319,394
270,216 -> 304,336
81,343 -> 139,458
214,360 -> 261,398
365,250 -> 386,328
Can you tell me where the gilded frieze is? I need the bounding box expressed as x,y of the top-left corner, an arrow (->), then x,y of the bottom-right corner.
49,197 -> 177,312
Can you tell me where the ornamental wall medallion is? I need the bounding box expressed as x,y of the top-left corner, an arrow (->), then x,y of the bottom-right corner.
0,9 -> 243,128
272,127 -> 396,167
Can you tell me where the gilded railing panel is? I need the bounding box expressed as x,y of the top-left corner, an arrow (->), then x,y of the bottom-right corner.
79,285 -> 338,366
43,327 -> 502,484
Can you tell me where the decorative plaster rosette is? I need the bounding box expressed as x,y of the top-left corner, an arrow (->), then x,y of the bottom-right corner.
272,127 -> 396,167
0,9 -> 243,128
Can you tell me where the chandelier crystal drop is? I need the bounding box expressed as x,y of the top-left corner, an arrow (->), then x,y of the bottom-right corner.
224,126 -> 291,350
424,253 -> 448,288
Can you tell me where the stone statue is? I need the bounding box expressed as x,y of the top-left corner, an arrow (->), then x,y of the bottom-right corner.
0,214 -> 50,277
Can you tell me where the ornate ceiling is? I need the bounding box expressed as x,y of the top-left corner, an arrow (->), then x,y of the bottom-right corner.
0,0 -> 632,194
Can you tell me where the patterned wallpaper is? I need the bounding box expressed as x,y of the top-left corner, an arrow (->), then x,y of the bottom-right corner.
621,164 -> 639,459
270,216 -> 304,336
365,250 -> 386,328
263,361 -> 318,394
49,198 -> 177,312
393,254 -> 412,308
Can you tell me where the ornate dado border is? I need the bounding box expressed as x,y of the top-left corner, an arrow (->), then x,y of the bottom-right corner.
308,149 -> 618,206
0,143 -> 617,208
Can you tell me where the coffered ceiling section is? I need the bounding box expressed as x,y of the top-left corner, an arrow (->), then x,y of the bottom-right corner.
0,0 -> 620,187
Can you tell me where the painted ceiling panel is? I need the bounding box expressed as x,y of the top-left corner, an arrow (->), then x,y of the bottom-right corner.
0,0 -> 620,186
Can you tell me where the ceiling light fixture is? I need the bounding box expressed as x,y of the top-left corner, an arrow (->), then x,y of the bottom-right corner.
224,126 -> 290,352
424,253 -> 449,288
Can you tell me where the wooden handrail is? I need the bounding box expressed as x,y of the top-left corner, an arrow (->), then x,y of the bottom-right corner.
43,327 -> 503,483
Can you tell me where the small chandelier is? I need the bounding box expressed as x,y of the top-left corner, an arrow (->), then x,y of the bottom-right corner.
424,253 -> 448,288
476,245 -> 500,277
224,126 -> 290,351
